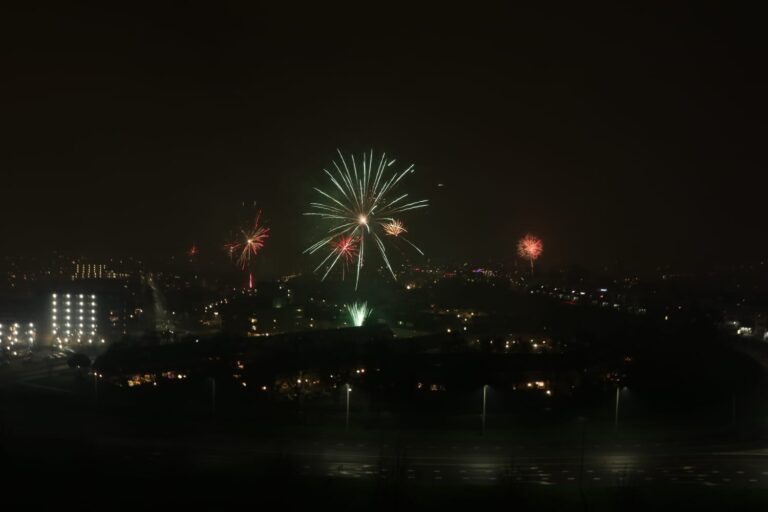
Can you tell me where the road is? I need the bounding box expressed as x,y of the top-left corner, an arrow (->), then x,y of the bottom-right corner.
1,360 -> 767,491
72,434 -> 765,488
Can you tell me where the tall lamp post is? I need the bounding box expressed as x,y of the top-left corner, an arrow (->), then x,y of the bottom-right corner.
482,384 -> 489,434
210,377 -> 216,415
577,416 -> 587,509
614,385 -> 627,430
345,383 -> 352,431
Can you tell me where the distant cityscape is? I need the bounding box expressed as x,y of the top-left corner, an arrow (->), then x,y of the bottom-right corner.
2,253 -> 766,380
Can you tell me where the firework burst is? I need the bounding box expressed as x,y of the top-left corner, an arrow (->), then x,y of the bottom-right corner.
225,210 -> 270,287
329,235 -> 359,279
517,234 -> 543,273
305,149 -> 427,289
383,219 -> 407,237
346,301 -> 372,327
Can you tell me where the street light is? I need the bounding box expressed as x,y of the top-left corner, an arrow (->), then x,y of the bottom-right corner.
345,383 -> 352,431
615,385 -> 627,430
210,377 -> 216,415
481,384 -> 489,434
576,416 -> 587,509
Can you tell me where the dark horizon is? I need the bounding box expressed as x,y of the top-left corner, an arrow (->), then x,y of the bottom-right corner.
2,3 -> 765,274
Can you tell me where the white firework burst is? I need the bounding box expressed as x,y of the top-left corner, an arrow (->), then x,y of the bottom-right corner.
305,149 -> 427,288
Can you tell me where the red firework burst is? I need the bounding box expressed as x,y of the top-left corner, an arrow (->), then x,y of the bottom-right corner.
330,235 -> 359,263
329,235 -> 359,278
517,234 -> 543,272
224,211 -> 271,271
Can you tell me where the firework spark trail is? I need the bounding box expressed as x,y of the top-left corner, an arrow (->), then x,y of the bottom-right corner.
346,301 -> 372,327
305,150 -> 427,289
517,234 -> 543,273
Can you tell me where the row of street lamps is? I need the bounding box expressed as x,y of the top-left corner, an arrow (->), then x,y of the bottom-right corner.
343,382 -> 628,434
188,378 -> 627,433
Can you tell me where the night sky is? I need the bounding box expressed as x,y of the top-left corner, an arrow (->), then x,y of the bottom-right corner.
2,3 -> 765,274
